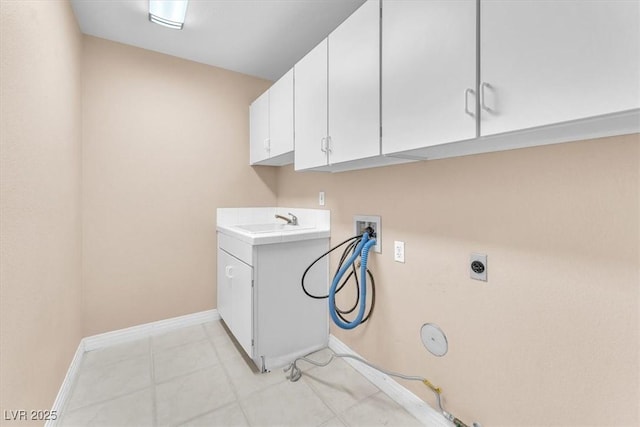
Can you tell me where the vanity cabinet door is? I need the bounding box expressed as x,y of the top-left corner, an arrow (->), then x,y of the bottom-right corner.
217,249 -> 231,327
217,248 -> 253,357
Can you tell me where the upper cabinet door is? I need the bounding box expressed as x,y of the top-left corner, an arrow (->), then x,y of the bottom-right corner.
328,0 -> 380,164
294,39 -> 329,171
480,0 -> 640,136
249,91 -> 269,165
269,69 -> 294,159
382,0 -> 477,155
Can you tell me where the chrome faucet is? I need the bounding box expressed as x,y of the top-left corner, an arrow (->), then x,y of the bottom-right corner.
275,212 -> 298,226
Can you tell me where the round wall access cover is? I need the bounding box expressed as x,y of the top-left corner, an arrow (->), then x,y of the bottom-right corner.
420,323 -> 448,357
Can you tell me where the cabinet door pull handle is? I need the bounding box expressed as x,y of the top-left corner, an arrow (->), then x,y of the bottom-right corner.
464,88 -> 476,117
225,265 -> 234,279
480,82 -> 494,113
326,136 -> 332,153
320,137 -> 327,153
263,138 -> 270,152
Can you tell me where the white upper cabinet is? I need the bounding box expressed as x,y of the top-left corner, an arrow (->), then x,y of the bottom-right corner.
381,0 -> 639,160
249,90 -> 269,164
328,0 -> 380,164
382,0 -> 477,155
294,39 -> 329,171
268,69 -> 294,159
288,0 -> 639,170
480,0 -> 640,136
294,1 -> 407,172
249,69 -> 294,166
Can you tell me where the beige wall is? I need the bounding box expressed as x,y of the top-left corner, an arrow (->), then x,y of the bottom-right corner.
276,134 -> 640,426
81,36 -> 276,335
0,0 -> 83,423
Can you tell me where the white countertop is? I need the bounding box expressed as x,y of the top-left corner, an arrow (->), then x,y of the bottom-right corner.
216,207 -> 330,245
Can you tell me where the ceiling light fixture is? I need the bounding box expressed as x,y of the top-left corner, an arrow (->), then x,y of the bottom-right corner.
149,0 -> 189,30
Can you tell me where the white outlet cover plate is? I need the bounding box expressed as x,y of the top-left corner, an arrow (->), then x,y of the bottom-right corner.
319,191 -> 325,206
394,241 -> 405,263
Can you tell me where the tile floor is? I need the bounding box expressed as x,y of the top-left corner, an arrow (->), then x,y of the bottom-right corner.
58,320 -> 424,427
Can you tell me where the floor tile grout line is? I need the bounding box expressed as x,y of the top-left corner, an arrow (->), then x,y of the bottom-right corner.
152,336 -> 222,385
340,390 -> 424,426
81,339 -> 150,369
295,379 -> 337,427
296,356 -> 390,427
153,358 -> 224,386
151,336 -> 213,355
205,320 -> 317,426
173,399 -> 241,427
301,361 -> 377,409
62,386 -> 154,417
336,390 -> 385,425
207,319 -> 359,426
55,341 -> 153,423
62,352 -> 153,413
205,322 -> 254,426
299,373 -> 347,427
156,371 -> 237,426
154,324 -> 238,427
222,359 -> 290,403
334,411 -> 352,427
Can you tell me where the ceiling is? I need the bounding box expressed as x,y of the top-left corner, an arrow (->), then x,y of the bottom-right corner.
70,0 -> 366,81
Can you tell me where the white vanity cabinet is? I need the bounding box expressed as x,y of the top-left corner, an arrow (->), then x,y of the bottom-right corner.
249,69 -> 294,166
382,0 -> 477,155
216,228 -> 329,372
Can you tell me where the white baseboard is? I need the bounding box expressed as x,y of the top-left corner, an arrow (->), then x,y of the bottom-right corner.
83,309 -> 220,351
47,341 -> 85,427
47,309 -> 220,426
328,335 -> 453,427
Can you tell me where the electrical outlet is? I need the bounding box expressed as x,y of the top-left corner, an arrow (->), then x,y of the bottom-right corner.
319,191 -> 325,206
394,241 -> 405,263
470,253 -> 487,281
354,215 -> 381,253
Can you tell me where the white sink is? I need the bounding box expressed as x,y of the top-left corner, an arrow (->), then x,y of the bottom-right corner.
217,208 -> 330,245
234,223 -> 314,234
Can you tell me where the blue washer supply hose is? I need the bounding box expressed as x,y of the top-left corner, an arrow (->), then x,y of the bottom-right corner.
328,232 -> 377,329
